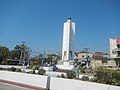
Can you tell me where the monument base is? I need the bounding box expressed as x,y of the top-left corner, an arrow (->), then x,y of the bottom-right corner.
57,60 -> 74,65
56,60 -> 74,70
63,61 -> 74,66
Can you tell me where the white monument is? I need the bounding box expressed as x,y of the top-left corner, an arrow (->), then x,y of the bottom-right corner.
56,18 -> 75,69
62,17 -> 75,61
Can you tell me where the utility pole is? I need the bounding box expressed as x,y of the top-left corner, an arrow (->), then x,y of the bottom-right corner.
42,31 -> 47,66
27,47 -> 32,66
83,48 -> 90,68
23,41 -> 26,66
20,41 -> 27,66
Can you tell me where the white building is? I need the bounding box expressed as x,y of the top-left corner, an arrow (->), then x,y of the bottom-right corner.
109,38 -> 120,59
62,18 -> 75,61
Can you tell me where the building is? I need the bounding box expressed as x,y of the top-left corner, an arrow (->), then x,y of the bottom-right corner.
110,38 -> 120,58
110,38 -> 120,66
76,51 -> 111,68
62,18 -> 75,61
77,51 -> 93,61
76,51 -> 93,67
93,52 -> 109,60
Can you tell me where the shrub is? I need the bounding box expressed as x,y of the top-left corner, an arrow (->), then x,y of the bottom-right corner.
30,69 -> 36,74
78,66 -> 87,73
90,78 -> 97,82
1,68 -> 6,70
0,67 -> 3,70
7,67 -> 16,72
28,65 -> 34,69
85,66 -> 94,74
11,67 -> 16,72
32,65 -> 40,70
66,70 -> 76,79
111,70 -> 120,86
80,76 -> 89,81
61,74 -> 65,78
15,69 -> 22,72
94,68 -> 120,86
38,69 -> 46,75
6,68 -> 12,71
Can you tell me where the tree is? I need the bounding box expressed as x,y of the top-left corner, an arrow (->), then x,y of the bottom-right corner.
14,45 -> 21,50
45,54 -> 52,63
7,45 -> 22,60
7,43 -> 31,65
9,50 -> 21,59
0,46 -> 9,64
45,54 -> 59,64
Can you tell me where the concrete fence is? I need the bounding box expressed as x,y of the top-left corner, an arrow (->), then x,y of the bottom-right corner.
0,70 -> 120,90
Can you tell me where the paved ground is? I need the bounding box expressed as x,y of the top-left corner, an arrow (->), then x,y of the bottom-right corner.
0,82 -> 33,90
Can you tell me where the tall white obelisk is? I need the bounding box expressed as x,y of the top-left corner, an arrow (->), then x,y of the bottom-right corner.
62,18 -> 75,61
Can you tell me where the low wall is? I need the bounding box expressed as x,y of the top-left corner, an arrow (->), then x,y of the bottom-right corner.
46,71 -> 66,77
0,71 -> 47,89
0,71 -> 120,90
79,74 -> 94,79
0,65 -> 25,69
50,77 -> 120,90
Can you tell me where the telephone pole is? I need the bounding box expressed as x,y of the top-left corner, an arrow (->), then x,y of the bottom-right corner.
83,48 -> 90,68
42,31 -> 47,65
26,47 -> 32,66
20,41 -> 27,66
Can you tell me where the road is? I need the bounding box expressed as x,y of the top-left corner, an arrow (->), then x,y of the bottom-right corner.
0,82 -> 33,90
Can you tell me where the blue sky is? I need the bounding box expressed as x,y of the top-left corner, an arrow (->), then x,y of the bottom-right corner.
0,0 -> 120,54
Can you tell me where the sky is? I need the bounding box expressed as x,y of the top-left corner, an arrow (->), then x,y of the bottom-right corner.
0,0 -> 120,54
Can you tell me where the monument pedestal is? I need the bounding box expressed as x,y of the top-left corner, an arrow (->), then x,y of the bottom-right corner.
63,61 -> 70,66
63,61 -> 74,66
56,60 -> 74,70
